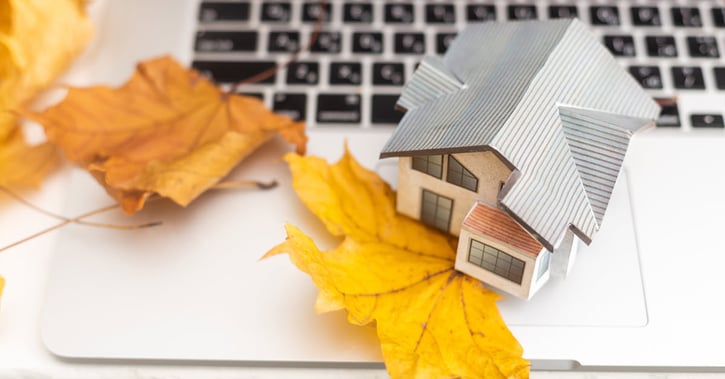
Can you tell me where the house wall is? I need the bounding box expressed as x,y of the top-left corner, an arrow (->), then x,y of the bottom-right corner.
396,151 -> 512,236
529,251 -> 552,298
455,227 -> 545,300
551,229 -> 580,278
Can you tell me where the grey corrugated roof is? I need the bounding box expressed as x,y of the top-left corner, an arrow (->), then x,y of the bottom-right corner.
559,106 -> 651,224
382,20 -> 571,155
396,56 -> 465,111
380,19 -> 659,251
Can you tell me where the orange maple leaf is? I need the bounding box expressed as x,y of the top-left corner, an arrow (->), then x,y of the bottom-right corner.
265,149 -> 530,379
24,56 -> 307,214
0,0 -> 92,187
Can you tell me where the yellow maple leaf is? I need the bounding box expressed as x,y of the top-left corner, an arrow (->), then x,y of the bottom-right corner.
24,56 -> 307,214
265,149 -> 530,379
0,127 -> 57,187
0,0 -> 92,186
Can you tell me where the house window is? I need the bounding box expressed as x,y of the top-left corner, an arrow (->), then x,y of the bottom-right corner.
446,156 -> 478,192
468,239 -> 525,285
412,155 -> 443,178
421,189 -> 453,232
536,250 -> 550,281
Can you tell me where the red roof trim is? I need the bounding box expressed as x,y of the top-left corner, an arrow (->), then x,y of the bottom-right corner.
462,202 -> 544,257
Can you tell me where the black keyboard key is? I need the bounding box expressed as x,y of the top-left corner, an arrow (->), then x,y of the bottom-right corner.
672,66 -> 705,89
310,32 -> 341,53
604,35 -> 635,57
343,3 -> 373,23
330,62 -> 362,85
628,66 -> 663,89
385,3 -> 414,24
317,94 -> 361,124
687,36 -> 720,58
691,114 -> 724,128
238,92 -> 264,101
631,6 -> 661,26
508,5 -> 537,20
373,63 -> 405,86
273,93 -> 307,121
672,7 -> 702,27
436,33 -> 457,54
549,6 -> 577,19
199,2 -> 250,22
352,32 -> 384,54
467,5 -> 496,22
261,2 -> 291,22
426,4 -> 456,24
195,31 -> 257,52
590,6 -> 620,25
372,95 -> 404,124
192,61 -> 277,84
713,67 -> 725,89
713,8 -> 725,27
655,98 -> 681,128
268,31 -> 300,52
286,62 -> 319,84
302,2 -> 331,22
646,36 -> 677,57
395,33 -> 425,54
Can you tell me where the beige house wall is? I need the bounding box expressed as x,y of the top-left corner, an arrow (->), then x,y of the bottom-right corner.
455,227 -> 546,300
396,151 -> 512,236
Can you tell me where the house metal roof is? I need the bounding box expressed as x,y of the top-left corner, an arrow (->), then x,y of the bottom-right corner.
463,202 -> 544,257
380,19 -> 660,251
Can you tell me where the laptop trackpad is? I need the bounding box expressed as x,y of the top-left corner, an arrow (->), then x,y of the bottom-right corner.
41,133 -> 646,362
498,171 -> 648,327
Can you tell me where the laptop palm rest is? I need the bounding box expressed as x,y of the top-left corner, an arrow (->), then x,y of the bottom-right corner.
40,131 -> 646,363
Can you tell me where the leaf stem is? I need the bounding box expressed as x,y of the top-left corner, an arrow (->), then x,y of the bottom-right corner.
0,186 -> 160,229
226,0 -> 327,93
211,179 -> 278,190
0,189 -> 162,253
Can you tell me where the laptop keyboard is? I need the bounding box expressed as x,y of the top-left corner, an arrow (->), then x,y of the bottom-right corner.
193,1 -> 725,131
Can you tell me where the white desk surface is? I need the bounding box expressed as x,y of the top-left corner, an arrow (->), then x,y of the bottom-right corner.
0,168 -> 723,379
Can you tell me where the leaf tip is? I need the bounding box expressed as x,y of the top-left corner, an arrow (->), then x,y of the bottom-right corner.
257,180 -> 278,190
260,223 -> 301,260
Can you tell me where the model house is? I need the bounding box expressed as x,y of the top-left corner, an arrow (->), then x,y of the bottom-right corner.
380,19 -> 660,299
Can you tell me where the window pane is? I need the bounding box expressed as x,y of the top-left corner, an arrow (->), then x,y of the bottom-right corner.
413,155 -> 443,178
498,253 -> 512,264
446,155 -> 478,192
439,197 -> 452,210
412,156 -> 425,172
468,239 -> 525,285
420,190 -> 452,232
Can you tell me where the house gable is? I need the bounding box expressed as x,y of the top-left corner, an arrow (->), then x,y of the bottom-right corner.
396,151 -> 511,236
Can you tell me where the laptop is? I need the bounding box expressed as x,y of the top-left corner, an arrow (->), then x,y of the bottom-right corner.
40,0 -> 725,370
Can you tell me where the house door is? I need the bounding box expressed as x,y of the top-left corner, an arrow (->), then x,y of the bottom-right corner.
421,189 -> 453,232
